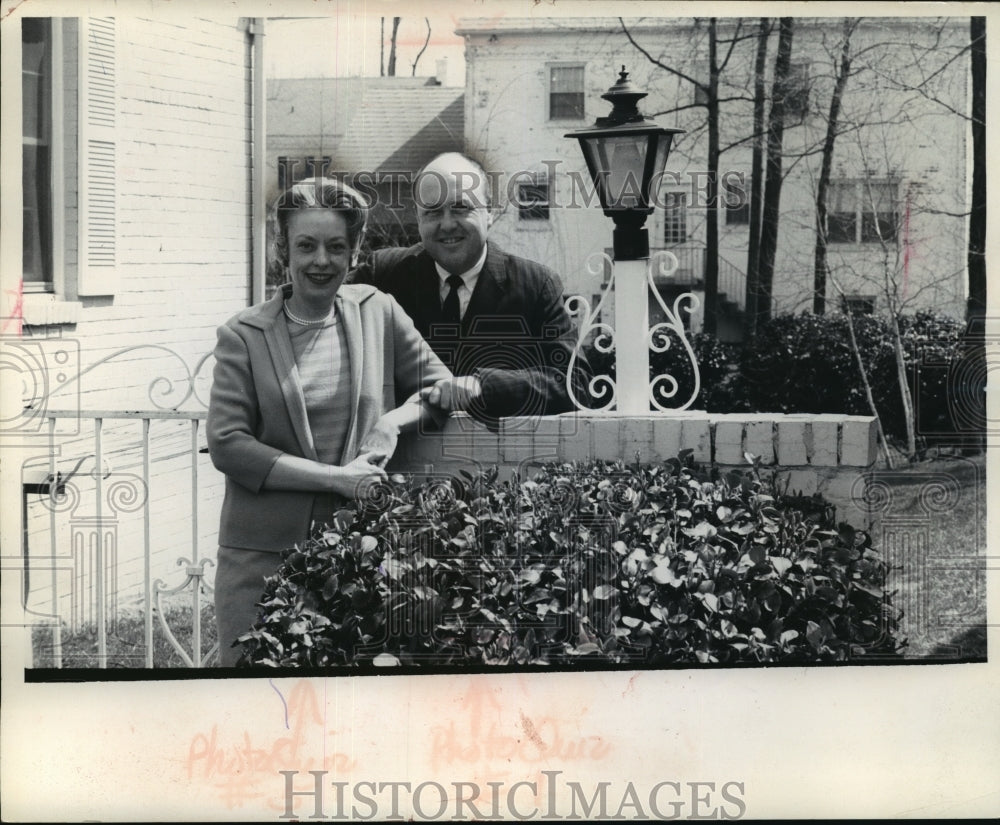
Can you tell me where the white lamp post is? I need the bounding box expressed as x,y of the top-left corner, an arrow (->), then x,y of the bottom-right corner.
566,68 -> 693,415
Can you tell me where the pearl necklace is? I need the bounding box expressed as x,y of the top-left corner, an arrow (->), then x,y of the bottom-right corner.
283,301 -> 335,326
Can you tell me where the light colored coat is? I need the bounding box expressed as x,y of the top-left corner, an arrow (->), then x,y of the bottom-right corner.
207,282 -> 451,551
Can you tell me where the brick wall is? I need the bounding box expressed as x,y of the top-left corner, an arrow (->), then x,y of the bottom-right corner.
392,412 -> 881,530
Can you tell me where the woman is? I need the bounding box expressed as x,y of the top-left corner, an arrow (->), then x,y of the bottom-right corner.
207,178 -> 451,665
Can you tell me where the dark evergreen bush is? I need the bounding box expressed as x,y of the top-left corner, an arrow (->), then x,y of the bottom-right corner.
583,310 -> 969,446
735,310 -> 967,446
235,456 -> 904,668
584,332 -> 742,413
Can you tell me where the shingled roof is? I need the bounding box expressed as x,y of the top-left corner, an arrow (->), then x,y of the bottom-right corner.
267,77 -> 464,173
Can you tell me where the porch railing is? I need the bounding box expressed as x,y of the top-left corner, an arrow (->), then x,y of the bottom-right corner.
21,410 -> 219,669
652,244 -> 748,313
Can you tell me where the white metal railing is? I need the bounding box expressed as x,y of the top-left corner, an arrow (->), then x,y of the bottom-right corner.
6,337 -> 221,668
565,250 -> 702,413
22,410 -> 219,668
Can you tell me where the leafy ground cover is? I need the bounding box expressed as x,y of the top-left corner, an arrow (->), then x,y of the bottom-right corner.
29,457 -> 985,669
235,455 -> 906,668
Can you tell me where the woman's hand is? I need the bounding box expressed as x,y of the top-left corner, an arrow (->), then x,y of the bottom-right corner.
358,416 -> 402,465
330,451 -> 388,499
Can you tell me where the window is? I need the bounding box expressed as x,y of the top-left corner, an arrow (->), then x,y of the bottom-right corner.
19,18 -> 118,313
22,17 -> 54,292
663,192 -> 687,244
516,172 -> 550,221
842,294 -> 876,315
549,65 -> 584,120
828,179 -> 899,244
860,181 -> 898,242
782,61 -> 810,119
724,177 -> 750,225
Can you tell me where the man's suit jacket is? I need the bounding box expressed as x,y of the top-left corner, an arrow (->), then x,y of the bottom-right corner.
207,282 -> 451,552
352,243 -> 588,420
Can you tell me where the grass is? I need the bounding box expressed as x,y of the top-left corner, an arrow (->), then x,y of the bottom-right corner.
28,456 -> 987,668
878,454 -> 988,660
31,600 -> 218,669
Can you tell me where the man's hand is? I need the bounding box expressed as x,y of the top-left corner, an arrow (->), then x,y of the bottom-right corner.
419,376 -> 484,412
358,418 -> 401,465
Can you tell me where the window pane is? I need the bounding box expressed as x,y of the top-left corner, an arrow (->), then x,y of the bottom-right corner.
550,65 -> 583,92
828,212 -> 856,243
861,212 -> 898,243
860,181 -> 897,241
518,182 -> 550,221
782,61 -> 810,118
22,19 -> 50,140
550,92 -> 584,119
828,181 -> 854,213
842,296 -> 875,315
863,181 -> 896,212
22,143 -> 52,284
663,192 -> 687,244
22,17 -> 52,287
724,179 -> 749,225
550,66 -> 584,119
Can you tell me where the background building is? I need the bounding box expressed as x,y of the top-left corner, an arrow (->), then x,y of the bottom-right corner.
266,67 -> 463,284
456,16 -> 971,339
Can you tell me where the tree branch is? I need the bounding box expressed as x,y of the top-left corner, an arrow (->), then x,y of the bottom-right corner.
619,17 -> 705,90
411,18 -> 432,77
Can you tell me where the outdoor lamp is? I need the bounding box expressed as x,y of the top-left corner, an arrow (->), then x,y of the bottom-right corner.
563,67 -> 691,416
566,66 -> 683,260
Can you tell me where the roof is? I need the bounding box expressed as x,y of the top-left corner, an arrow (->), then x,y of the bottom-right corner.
267,77 -> 464,173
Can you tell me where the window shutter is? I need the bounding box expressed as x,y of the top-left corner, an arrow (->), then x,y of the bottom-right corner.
77,17 -> 117,295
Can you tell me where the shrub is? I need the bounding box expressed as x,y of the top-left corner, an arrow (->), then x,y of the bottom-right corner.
235,457 -> 904,668
583,333 -> 742,413
734,310 -> 968,447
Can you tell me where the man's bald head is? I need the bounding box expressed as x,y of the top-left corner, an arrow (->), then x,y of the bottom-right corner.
414,153 -> 494,276
414,153 -> 492,211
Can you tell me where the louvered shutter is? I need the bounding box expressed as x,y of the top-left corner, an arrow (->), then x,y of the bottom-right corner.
77,17 -> 117,295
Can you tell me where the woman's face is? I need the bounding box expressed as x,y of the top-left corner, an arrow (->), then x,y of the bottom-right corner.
286,208 -> 353,307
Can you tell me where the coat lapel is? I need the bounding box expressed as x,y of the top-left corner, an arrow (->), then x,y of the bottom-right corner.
414,253 -> 444,334
254,285 -> 318,461
463,245 -> 509,334
336,291 -> 365,461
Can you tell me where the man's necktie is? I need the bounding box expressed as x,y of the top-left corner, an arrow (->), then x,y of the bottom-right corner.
442,274 -> 463,325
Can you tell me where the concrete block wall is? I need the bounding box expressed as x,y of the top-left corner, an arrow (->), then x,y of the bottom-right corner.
391,411 -> 881,530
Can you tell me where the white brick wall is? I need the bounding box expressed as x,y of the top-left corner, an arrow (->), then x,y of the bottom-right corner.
54,17 -> 253,412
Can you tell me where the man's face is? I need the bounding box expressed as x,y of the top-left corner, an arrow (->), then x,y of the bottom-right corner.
415,158 -> 492,275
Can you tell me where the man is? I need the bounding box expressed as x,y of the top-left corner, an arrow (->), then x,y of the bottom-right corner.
353,152 -> 588,424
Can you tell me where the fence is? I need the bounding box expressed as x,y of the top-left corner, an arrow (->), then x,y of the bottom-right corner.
19,410 -> 221,668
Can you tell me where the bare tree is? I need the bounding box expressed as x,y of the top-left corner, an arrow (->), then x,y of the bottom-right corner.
968,16 -> 986,322
387,17 -> 400,76
755,17 -> 795,327
828,271 -> 895,467
621,17 -> 758,335
744,17 -> 770,338
411,18 -> 432,77
813,18 -> 859,314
